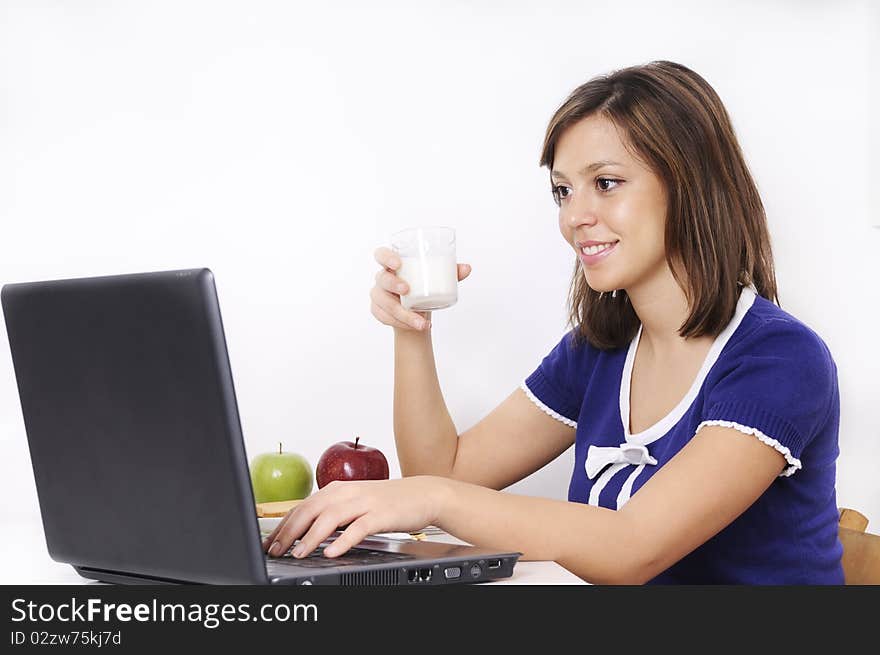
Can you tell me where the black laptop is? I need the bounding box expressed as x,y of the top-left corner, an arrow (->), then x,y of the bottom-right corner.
1,268 -> 520,585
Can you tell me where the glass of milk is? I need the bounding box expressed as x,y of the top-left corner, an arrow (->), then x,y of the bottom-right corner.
390,226 -> 458,311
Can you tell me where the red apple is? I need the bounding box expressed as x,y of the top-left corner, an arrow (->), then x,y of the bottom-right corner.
316,437 -> 389,488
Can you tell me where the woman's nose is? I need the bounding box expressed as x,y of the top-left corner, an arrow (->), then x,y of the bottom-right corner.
563,190 -> 599,227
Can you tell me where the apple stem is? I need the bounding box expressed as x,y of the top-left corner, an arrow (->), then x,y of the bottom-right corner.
354,436 -> 359,449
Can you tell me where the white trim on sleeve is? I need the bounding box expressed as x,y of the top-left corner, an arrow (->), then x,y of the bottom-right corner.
696,419 -> 802,477
519,381 -> 577,428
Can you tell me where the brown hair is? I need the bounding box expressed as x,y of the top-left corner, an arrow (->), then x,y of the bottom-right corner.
540,60 -> 778,350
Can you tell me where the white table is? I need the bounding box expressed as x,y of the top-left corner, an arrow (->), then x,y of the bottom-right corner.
0,516 -> 586,585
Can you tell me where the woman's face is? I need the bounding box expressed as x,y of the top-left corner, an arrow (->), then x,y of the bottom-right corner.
553,114 -> 669,294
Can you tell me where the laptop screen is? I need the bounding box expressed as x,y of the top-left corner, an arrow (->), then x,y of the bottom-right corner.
2,269 -> 267,584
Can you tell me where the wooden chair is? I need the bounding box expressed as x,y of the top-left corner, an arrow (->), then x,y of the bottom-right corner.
838,507 -> 880,585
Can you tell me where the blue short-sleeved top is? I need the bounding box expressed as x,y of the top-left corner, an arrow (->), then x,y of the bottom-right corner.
522,286 -> 844,584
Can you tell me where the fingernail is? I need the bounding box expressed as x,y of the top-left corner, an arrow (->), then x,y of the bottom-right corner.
292,545 -> 305,558
268,541 -> 281,557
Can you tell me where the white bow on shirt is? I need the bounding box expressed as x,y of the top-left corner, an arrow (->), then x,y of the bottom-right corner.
585,442 -> 658,480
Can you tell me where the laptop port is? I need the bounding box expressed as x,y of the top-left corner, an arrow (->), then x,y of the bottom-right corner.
418,568 -> 432,582
488,559 -> 502,570
407,569 -> 419,583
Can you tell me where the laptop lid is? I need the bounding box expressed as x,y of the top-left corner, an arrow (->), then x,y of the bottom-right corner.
2,269 -> 269,584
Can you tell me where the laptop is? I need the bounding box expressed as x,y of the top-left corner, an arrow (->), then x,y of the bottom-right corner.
1,268 -> 521,585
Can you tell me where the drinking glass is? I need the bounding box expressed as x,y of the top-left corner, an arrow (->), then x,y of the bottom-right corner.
390,226 -> 458,311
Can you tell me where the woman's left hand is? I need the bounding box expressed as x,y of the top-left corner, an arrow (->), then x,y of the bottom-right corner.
261,475 -> 449,559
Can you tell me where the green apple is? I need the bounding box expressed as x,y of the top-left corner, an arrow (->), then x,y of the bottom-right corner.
250,443 -> 313,503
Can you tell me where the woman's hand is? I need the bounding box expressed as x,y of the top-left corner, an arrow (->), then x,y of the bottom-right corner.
370,246 -> 472,332
261,476 -> 449,559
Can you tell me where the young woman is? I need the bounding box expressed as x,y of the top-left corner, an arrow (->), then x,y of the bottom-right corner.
264,60 -> 844,584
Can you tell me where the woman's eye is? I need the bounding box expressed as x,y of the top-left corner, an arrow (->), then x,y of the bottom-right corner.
597,178 -> 621,191
551,185 -> 571,205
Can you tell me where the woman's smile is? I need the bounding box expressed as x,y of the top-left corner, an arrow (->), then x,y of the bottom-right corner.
577,240 -> 619,266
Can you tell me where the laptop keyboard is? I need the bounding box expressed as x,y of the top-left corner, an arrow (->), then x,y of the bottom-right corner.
266,545 -> 415,569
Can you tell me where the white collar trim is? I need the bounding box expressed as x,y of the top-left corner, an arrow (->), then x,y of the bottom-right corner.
619,286 -> 757,447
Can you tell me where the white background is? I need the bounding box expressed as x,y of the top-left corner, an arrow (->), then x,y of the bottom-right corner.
1,0 -> 879,572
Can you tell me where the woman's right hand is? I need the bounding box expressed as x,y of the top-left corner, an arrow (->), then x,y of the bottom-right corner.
370,246 -> 472,332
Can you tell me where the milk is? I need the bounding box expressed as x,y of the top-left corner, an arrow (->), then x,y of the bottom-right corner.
398,253 -> 458,311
